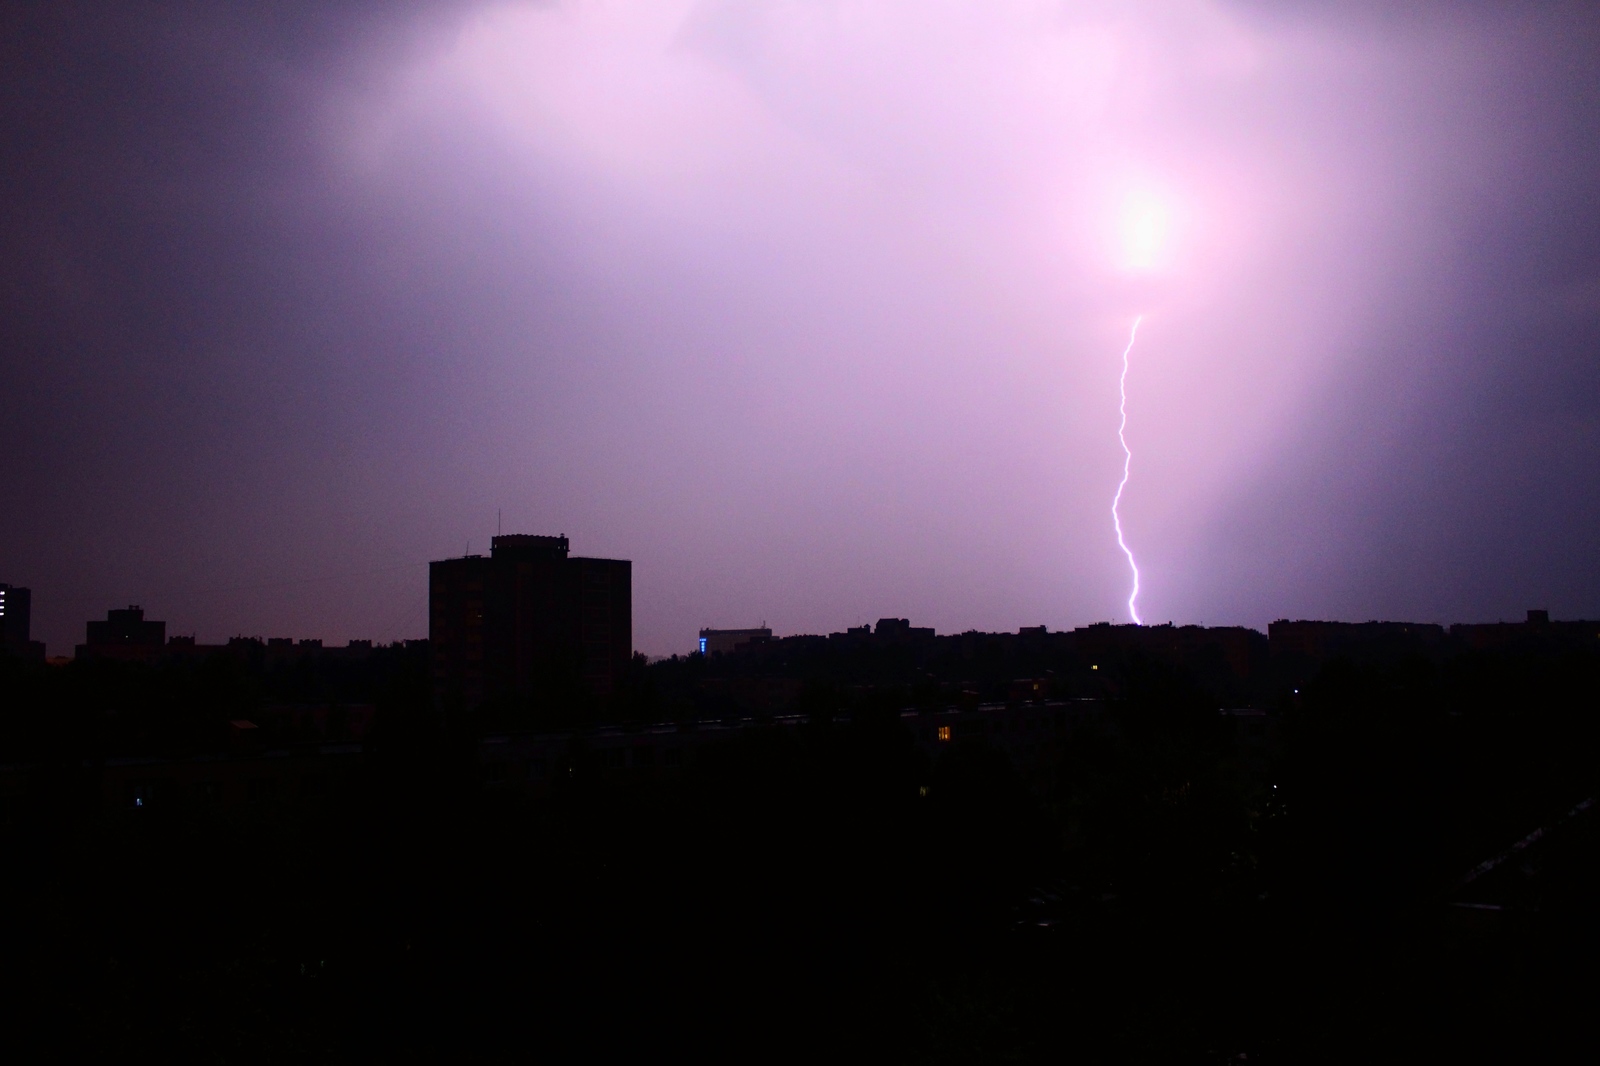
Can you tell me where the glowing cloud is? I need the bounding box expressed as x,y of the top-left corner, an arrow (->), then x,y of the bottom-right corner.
308,1 -> 1548,647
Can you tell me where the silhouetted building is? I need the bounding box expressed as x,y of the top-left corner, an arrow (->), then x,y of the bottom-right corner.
873,618 -> 936,642
1268,618 -> 1444,662
0,584 -> 28,647
1451,609 -> 1600,651
77,605 -> 167,661
822,619 -> 935,643
0,583 -> 45,660
1067,622 -> 1266,683
430,534 -> 631,716
698,627 -> 771,656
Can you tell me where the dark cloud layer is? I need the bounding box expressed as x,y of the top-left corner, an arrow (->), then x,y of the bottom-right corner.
1190,2 -> 1600,624
2,2 -> 480,644
3,1 -> 1599,654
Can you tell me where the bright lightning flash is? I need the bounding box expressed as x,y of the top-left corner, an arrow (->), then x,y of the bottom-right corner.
1118,193 -> 1170,274
1112,315 -> 1144,625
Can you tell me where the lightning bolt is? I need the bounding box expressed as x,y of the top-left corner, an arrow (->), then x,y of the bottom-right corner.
1112,315 -> 1143,625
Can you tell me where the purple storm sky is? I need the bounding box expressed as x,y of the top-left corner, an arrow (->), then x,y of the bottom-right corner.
4,1 -> 1600,656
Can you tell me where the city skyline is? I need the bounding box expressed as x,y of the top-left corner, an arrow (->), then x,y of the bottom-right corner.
21,560 -> 1585,661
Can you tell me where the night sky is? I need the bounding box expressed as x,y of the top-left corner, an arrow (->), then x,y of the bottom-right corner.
5,1 -> 1599,656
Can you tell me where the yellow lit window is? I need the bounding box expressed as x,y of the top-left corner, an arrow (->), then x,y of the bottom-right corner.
937,726 -> 951,742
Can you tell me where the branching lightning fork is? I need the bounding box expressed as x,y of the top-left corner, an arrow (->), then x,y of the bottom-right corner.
1112,315 -> 1143,625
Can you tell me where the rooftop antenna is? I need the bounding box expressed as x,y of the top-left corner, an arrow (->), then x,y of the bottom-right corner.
497,509 -> 502,537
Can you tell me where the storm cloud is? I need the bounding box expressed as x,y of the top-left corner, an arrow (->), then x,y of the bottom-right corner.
4,1 -> 1599,654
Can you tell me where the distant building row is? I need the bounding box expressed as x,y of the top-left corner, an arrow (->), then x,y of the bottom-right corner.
0,592 -> 412,664
697,617 -> 938,656
67,605 -> 413,662
10,553 -> 1594,721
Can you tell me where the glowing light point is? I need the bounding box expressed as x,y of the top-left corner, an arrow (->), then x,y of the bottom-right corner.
1117,189 -> 1172,275
1112,315 -> 1144,625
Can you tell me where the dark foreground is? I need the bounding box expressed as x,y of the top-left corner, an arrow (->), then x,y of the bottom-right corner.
3,636 -> 1598,1062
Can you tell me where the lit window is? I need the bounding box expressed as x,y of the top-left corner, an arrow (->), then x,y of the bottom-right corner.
936,726 -> 951,742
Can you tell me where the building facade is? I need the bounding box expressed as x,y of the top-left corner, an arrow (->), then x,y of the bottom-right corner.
430,535 -> 631,717
698,627 -> 772,656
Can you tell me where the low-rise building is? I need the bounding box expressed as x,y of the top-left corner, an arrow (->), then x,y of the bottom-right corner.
698,627 -> 772,656
76,605 -> 167,661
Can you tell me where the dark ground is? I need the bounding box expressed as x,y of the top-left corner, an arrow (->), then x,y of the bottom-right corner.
2,637 -> 1598,1063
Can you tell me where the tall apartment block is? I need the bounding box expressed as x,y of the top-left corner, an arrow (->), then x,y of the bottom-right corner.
429,535 -> 631,717
0,583 -> 45,660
